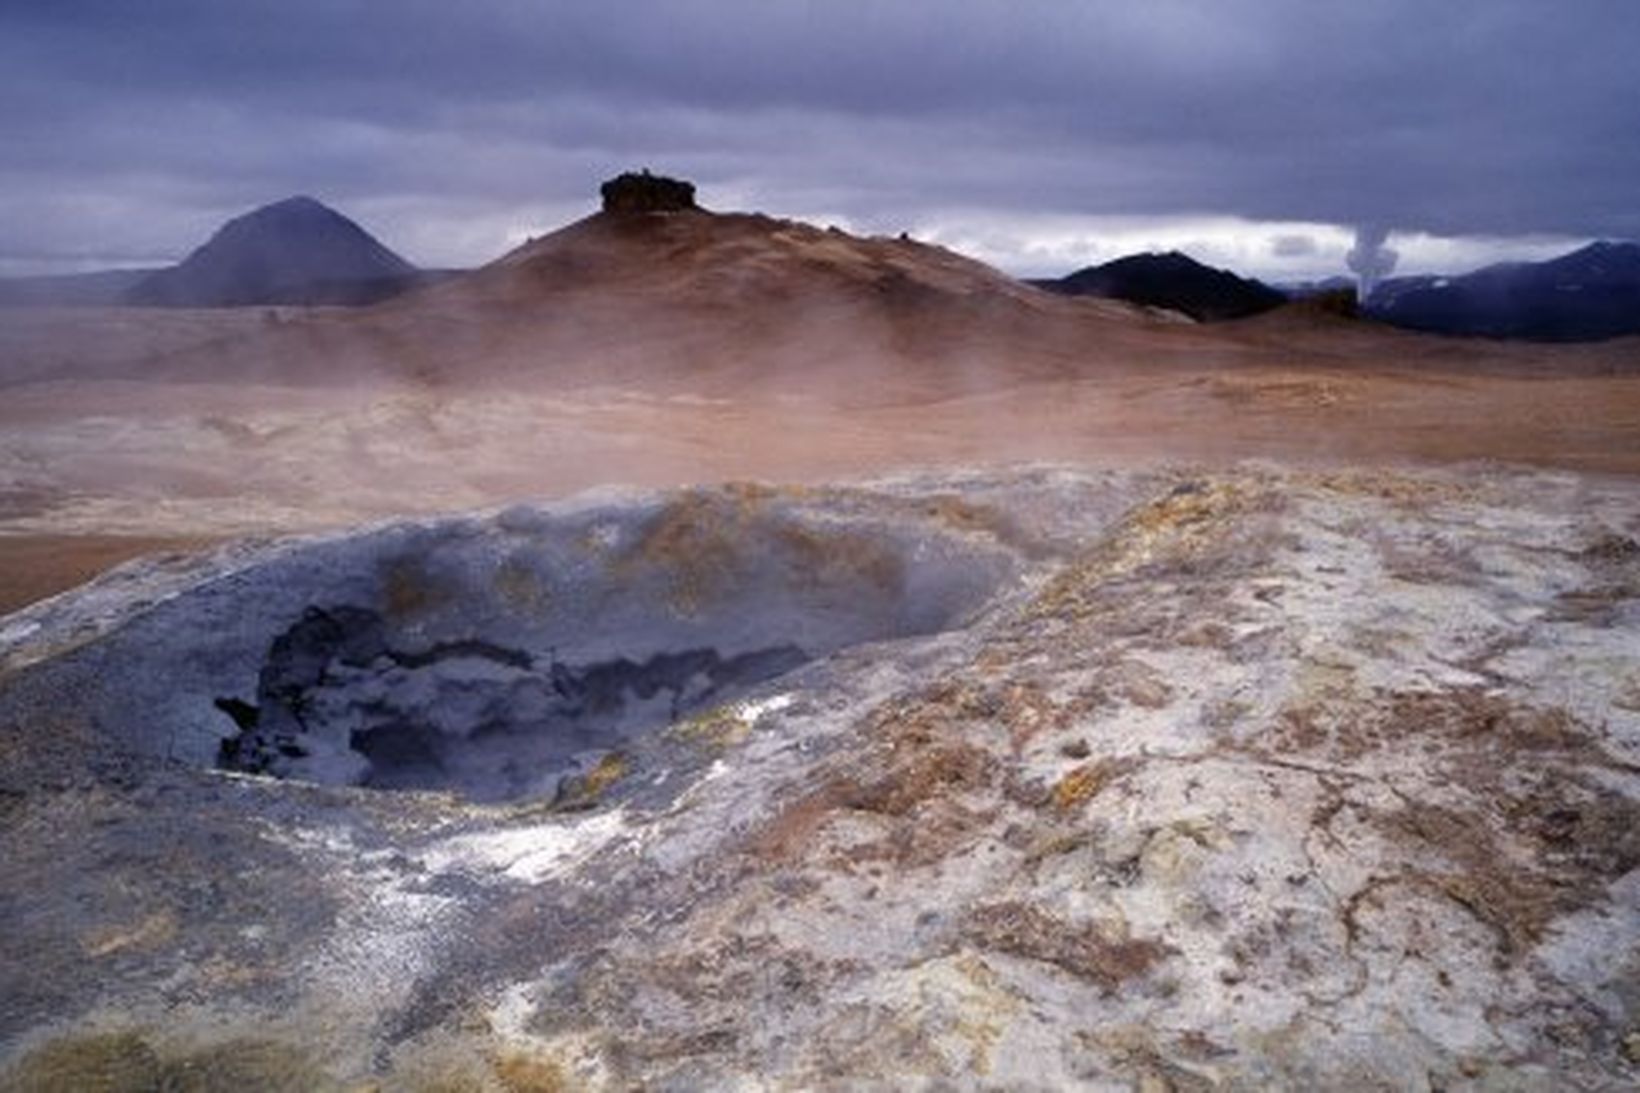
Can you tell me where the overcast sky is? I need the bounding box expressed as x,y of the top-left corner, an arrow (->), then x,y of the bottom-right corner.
2,1 -> 1636,280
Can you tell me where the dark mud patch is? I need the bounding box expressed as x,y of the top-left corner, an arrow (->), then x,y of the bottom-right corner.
217,602 -> 811,801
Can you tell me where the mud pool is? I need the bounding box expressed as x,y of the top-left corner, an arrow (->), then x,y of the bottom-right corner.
2,486 -> 1020,802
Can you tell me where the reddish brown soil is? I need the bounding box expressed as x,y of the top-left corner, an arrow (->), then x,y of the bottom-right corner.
0,536 -> 219,615
1,210 -> 1636,613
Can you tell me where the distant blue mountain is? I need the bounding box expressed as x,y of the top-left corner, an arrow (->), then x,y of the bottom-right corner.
1367,241 -> 1640,342
123,196 -> 426,307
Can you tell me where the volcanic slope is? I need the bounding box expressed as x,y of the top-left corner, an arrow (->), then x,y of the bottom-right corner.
168,205 -> 1179,401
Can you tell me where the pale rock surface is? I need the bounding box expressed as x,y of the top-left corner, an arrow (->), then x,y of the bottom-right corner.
0,463 -> 1637,1090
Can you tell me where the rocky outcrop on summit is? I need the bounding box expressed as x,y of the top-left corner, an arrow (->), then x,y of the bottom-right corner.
124,196 -> 422,307
599,171 -> 698,215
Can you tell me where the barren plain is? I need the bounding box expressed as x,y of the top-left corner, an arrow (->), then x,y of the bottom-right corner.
2,215 -> 1636,607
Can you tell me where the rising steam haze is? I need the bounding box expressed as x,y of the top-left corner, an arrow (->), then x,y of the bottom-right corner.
1,1 -> 1637,278
1346,225 -> 1400,302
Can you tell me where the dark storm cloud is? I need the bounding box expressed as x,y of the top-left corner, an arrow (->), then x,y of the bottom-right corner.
2,1 -> 1637,271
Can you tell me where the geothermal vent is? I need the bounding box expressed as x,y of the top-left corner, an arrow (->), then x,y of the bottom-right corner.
15,487 -> 1018,804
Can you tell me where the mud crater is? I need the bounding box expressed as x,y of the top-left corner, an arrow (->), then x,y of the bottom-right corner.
215,603 -> 812,800
14,489 -> 1019,803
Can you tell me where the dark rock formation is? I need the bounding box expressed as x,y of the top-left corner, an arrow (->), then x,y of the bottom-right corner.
600,170 -> 698,215
124,195 -> 422,307
1037,251 -> 1287,321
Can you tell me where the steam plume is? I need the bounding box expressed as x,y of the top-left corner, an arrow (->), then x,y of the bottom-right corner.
1345,224 -> 1399,303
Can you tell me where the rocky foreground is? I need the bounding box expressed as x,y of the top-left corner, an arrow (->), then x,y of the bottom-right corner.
1,463 -> 1637,1090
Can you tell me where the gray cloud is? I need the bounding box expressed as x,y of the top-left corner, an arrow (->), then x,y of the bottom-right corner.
1270,235 -> 1319,259
2,1 -> 1636,274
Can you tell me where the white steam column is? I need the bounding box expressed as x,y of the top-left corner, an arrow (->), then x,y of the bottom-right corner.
1346,224 -> 1399,304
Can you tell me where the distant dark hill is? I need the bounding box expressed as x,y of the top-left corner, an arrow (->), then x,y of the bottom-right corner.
1368,241 -> 1640,342
1036,251 -> 1287,321
124,196 -> 424,307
